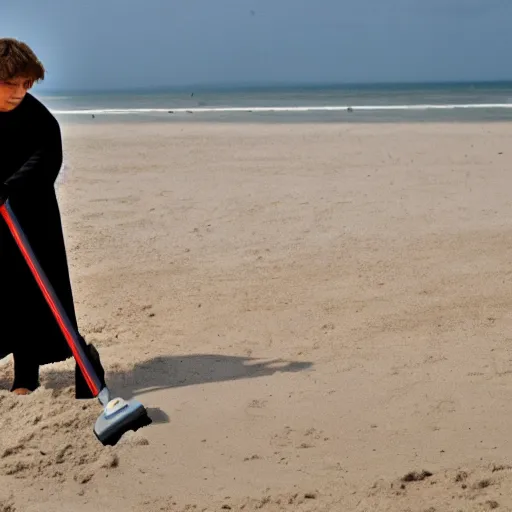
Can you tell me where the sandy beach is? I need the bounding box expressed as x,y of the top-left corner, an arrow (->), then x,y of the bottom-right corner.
2,121 -> 512,511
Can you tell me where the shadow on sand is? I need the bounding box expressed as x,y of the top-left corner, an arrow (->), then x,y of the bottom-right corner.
1,354 -> 313,426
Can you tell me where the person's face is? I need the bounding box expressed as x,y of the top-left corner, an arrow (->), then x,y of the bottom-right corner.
0,76 -> 33,112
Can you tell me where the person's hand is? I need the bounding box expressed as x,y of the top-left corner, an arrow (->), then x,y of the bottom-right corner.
0,183 -> 9,206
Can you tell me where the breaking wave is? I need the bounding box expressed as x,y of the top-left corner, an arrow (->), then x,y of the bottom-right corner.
50,103 -> 512,115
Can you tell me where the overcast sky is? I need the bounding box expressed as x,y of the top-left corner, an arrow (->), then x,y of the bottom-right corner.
1,0 -> 510,91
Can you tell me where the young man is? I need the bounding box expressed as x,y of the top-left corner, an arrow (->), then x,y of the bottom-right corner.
0,38 -> 105,397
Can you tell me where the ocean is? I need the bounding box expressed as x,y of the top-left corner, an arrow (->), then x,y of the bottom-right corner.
35,82 -> 512,123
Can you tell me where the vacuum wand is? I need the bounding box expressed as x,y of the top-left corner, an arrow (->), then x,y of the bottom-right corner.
0,197 -> 152,445
0,200 -> 104,399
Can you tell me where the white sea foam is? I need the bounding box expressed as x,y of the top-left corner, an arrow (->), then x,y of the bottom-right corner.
50,103 -> 512,115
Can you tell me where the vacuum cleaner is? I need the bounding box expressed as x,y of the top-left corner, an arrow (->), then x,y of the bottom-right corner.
0,197 -> 152,446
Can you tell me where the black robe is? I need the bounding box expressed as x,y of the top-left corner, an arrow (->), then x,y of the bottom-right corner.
0,93 -> 75,365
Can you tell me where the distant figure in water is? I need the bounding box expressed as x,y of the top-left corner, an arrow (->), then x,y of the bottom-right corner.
0,38 -> 106,398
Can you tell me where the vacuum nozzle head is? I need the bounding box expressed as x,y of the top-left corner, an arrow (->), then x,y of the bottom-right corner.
94,397 -> 152,446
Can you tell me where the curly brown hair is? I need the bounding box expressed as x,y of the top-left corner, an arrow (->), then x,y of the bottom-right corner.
0,38 -> 45,83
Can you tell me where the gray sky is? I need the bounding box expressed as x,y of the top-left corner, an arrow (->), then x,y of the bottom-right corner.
1,0 -> 510,91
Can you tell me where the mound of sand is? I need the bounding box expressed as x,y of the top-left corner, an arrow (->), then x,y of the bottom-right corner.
0,383 -> 148,486
0,386 -> 114,483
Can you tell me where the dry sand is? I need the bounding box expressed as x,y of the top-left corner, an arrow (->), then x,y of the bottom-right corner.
2,121 -> 512,511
